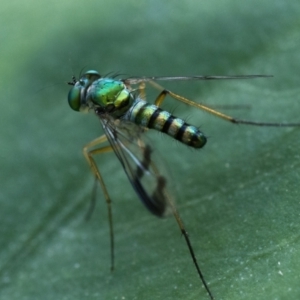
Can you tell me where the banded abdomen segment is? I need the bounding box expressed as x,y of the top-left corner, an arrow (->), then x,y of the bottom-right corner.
125,99 -> 207,149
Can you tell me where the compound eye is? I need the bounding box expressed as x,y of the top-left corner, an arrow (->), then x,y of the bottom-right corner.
68,83 -> 81,111
85,70 -> 101,81
67,70 -> 101,111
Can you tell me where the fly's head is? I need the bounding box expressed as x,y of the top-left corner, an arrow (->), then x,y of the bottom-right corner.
68,70 -> 101,112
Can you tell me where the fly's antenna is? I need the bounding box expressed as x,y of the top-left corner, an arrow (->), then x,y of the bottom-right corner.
67,75 -> 77,86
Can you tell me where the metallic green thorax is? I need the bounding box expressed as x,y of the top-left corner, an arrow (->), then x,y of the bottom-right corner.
68,70 -> 206,148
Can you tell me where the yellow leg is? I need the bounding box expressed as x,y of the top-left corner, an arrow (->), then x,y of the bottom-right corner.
150,80 -> 300,127
138,82 -> 146,100
83,134 -> 115,271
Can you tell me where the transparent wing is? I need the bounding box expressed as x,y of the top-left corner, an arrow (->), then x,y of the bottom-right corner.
124,74 -> 272,85
98,114 -> 170,217
97,114 -> 214,300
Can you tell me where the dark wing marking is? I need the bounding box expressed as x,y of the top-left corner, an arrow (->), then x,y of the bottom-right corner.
123,75 -> 272,85
98,114 -> 170,217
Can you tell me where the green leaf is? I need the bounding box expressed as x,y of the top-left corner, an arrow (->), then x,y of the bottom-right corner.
1,1 -> 300,299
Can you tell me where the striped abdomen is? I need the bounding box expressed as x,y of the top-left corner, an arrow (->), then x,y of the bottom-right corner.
124,99 -> 207,148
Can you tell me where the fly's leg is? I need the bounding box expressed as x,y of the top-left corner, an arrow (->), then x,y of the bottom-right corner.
151,80 -> 300,127
170,199 -> 214,300
83,134 -> 115,271
149,161 -> 214,300
139,82 -> 146,100
85,176 -> 99,221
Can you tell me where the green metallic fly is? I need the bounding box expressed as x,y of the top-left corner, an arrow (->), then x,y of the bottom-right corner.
67,71 -> 300,300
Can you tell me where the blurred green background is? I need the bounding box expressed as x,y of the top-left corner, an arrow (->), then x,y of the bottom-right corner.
1,1 -> 300,299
